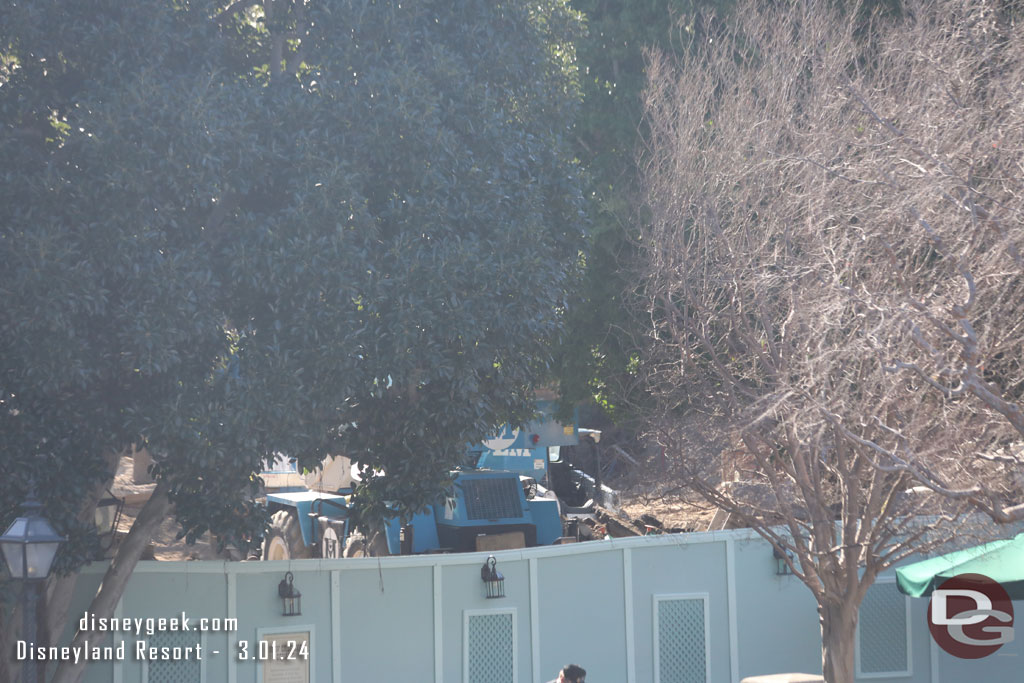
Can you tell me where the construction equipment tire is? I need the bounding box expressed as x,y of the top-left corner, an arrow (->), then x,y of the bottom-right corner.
342,530 -> 368,558
342,525 -> 391,558
262,510 -> 311,561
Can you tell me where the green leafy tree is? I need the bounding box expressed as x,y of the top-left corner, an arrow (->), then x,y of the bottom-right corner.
0,1 -> 584,680
556,0 -> 734,421
557,0 -> 900,421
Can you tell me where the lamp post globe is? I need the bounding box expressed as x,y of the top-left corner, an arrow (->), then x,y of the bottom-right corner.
0,494 -> 65,580
1,492 -> 66,683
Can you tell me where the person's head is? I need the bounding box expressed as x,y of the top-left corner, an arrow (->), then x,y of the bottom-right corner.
558,664 -> 586,683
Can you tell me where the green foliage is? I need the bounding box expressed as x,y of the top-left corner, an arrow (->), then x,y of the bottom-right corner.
555,0 -> 734,421
556,0 -> 903,422
0,0 -> 585,563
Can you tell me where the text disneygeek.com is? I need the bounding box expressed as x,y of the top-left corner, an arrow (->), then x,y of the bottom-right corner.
16,611 -> 239,664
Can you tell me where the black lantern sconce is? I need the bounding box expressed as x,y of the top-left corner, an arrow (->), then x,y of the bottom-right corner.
480,555 -> 505,599
773,545 -> 794,575
94,488 -> 125,554
278,571 -> 302,616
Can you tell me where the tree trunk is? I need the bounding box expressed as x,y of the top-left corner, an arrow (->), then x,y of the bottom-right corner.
2,451 -> 121,683
44,449 -> 122,654
820,603 -> 858,683
50,479 -> 172,683
1,586 -> 25,683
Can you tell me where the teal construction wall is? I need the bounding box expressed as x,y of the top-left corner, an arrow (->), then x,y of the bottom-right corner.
59,528 -> 1021,682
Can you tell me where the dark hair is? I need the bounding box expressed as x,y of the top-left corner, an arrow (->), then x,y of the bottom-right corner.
562,664 -> 586,681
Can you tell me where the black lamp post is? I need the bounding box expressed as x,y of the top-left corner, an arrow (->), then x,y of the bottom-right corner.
1,492 -> 66,683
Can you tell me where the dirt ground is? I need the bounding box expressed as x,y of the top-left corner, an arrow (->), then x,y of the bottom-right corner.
112,454 -> 226,561
617,484 -> 718,533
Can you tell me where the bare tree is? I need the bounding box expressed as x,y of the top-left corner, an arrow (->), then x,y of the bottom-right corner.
636,0 -> 1023,680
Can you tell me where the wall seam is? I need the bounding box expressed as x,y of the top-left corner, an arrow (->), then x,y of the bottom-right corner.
331,569 -> 341,683
226,571 -> 236,683
530,557 -> 540,683
434,564 -> 443,683
726,538 -> 739,683
624,547 -> 636,683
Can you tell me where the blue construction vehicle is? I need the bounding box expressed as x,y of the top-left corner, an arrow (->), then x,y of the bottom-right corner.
258,402 -> 585,560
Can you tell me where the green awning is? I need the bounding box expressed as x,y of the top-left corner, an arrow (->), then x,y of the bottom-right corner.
895,532 -> 1024,600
